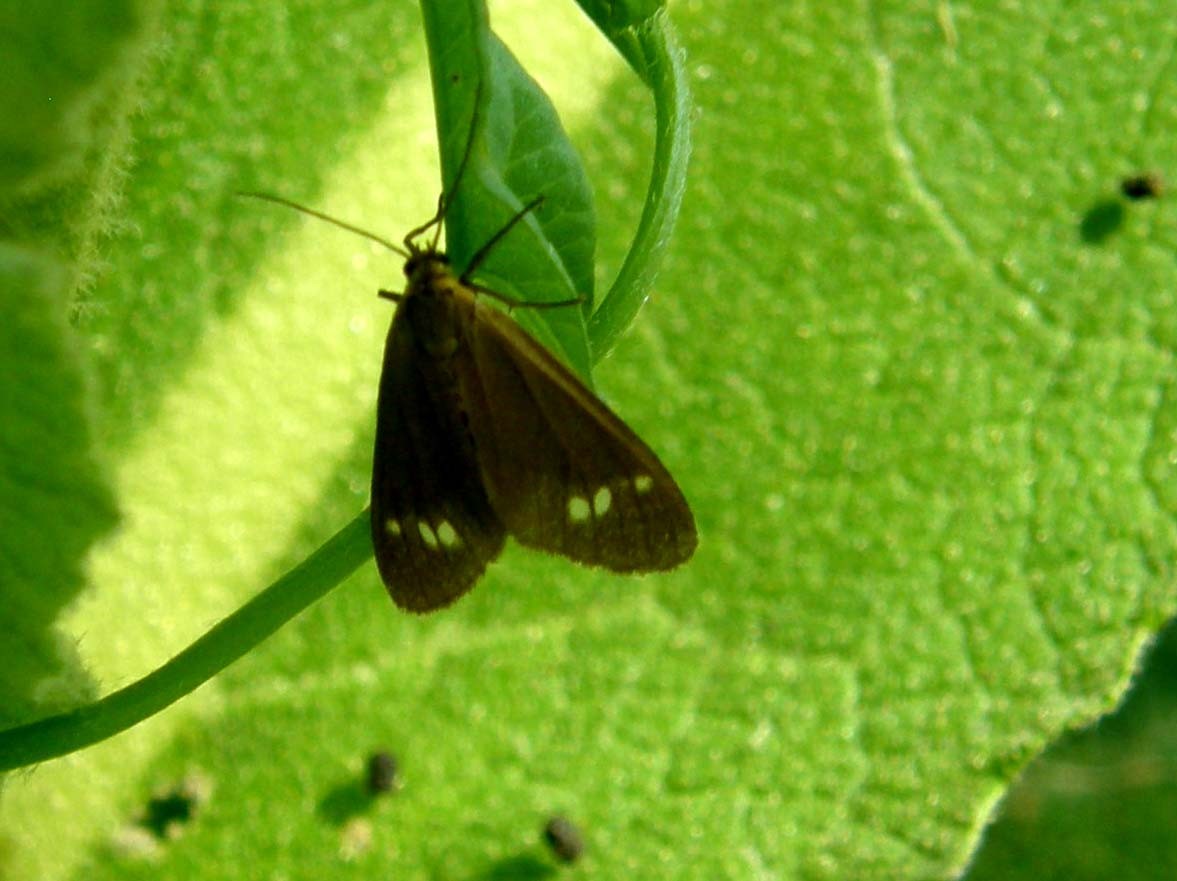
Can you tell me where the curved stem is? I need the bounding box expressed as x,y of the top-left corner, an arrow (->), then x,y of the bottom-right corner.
586,11 -> 693,359
0,513 -> 371,771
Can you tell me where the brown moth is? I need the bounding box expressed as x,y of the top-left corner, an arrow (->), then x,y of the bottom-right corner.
247,90 -> 696,612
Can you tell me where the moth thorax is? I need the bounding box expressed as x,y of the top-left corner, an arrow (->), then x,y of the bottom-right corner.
405,274 -> 463,358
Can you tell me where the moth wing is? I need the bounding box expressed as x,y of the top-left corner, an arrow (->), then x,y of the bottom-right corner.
371,310 -> 506,612
457,301 -> 697,572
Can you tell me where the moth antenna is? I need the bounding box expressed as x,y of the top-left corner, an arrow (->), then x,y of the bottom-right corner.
402,79 -> 486,250
428,192 -> 446,252
238,191 -> 410,258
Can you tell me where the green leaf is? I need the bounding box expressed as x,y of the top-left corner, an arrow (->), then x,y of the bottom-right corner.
576,0 -> 664,33
0,0 -> 130,741
0,0 -> 141,195
3,1 -> 1177,880
420,0 -> 596,379
0,245 -> 118,729
965,621 -> 1177,879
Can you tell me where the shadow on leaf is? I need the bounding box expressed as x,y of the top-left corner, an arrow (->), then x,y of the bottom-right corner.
317,779 -> 371,826
475,853 -> 556,881
1079,198 -> 1125,244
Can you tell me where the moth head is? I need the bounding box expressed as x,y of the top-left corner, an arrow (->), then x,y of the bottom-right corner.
403,249 -> 450,278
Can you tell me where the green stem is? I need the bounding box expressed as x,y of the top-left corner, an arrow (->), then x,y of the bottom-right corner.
0,513 -> 371,771
586,11 -> 692,358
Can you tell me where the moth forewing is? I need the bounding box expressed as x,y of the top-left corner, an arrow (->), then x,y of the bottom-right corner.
370,279 -> 507,612
454,293 -> 697,571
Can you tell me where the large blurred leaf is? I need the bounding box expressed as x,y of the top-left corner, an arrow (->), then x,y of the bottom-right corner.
0,0 -> 131,755
0,246 -> 117,731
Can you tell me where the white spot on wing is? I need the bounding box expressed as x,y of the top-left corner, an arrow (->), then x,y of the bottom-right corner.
567,496 -> 590,523
593,486 -> 612,516
437,520 -> 461,549
634,475 -> 654,494
385,519 -> 402,537
418,521 -> 439,550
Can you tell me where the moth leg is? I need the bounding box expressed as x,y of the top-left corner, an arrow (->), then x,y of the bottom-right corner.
461,195 -> 545,281
378,289 -> 407,303
460,194 -> 584,310
464,282 -> 583,312
402,80 -> 487,251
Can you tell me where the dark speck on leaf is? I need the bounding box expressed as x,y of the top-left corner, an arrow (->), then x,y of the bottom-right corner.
543,816 -> 584,863
367,751 -> 399,795
1121,173 -> 1163,200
